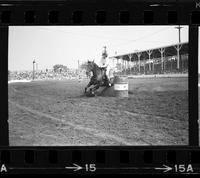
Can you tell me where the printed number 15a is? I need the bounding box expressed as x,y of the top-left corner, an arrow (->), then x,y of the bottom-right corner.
174,164 -> 193,173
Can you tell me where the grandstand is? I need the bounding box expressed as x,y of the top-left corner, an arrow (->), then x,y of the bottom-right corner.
109,42 -> 188,75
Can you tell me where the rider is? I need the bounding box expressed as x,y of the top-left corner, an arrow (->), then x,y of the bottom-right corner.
99,46 -> 111,86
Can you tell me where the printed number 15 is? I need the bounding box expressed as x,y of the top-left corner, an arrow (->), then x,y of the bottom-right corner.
85,164 -> 96,172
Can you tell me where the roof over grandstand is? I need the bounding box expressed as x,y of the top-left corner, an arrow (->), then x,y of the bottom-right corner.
109,42 -> 188,61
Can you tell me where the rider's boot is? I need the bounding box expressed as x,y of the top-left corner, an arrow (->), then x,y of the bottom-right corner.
106,76 -> 111,87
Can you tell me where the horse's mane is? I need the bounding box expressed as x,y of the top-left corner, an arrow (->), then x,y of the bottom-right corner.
93,62 -> 99,69
88,61 -> 99,69
88,61 -> 106,78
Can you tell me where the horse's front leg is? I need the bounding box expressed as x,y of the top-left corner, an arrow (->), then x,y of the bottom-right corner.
93,83 -> 100,91
85,81 -> 92,93
90,83 -> 100,94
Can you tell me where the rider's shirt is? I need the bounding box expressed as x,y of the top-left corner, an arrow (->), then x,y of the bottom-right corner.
99,57 -> 108,67
97,47 -> 113,80
98,57 -> 112,78
100,47 -> 108,67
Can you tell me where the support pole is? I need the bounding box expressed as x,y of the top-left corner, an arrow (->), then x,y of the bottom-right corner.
123,59 -> 125,74
128,54 -> 133,74
174,44 -> 182,70
159,48 -> 165,73
174,25 -> 183,71
136,52 -> 141,74
175,25 -> 183,44
128,60 -> 130,69
147,50 -> 153,71
33,60 -> 36,80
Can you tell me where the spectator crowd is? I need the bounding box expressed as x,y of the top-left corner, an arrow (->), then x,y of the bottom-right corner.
8,69 -> 87,81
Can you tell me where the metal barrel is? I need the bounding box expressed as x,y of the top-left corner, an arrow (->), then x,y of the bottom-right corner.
113,76 -> 128,97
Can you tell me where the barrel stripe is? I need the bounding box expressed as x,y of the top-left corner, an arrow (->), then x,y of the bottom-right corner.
114,76 -> 129,97
114,83 -> 128,91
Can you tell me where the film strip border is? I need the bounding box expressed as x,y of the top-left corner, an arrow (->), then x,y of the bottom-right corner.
0,0 -> 199,175
0,1 -> 199,25
0,147 -> 200,174
0,2 -> 199,147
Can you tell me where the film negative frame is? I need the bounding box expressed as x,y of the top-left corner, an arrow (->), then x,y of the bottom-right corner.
0,0 -> 199,174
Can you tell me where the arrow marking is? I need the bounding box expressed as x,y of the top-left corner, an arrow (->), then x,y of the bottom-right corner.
65,163 -> 83,171
155,164 -> 173,173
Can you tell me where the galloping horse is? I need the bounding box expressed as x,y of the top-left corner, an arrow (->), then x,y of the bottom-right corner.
85,70 -> 92,79
85,60 -> 112,94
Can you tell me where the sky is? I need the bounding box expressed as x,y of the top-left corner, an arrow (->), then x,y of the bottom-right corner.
8,25 -> 188,71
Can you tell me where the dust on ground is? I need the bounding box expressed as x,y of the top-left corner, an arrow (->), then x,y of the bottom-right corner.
8,77 -> 188,146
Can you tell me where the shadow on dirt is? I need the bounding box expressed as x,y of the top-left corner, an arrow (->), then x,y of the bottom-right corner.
79,87 -> 135,98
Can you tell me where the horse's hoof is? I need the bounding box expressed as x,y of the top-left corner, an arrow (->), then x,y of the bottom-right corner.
86,91 -> 95,97
91,93 -> 95,97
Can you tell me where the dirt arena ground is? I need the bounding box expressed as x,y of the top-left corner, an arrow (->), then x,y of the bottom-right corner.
8,77 -> 188,146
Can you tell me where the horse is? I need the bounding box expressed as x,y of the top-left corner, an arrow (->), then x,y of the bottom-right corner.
85,70 -> 92,79
84,60 -> 112,95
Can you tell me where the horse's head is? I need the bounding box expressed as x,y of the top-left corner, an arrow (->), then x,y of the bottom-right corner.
87,60 -> 96,72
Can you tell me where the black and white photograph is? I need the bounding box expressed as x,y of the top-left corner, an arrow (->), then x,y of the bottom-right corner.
8,26 -> 189,146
